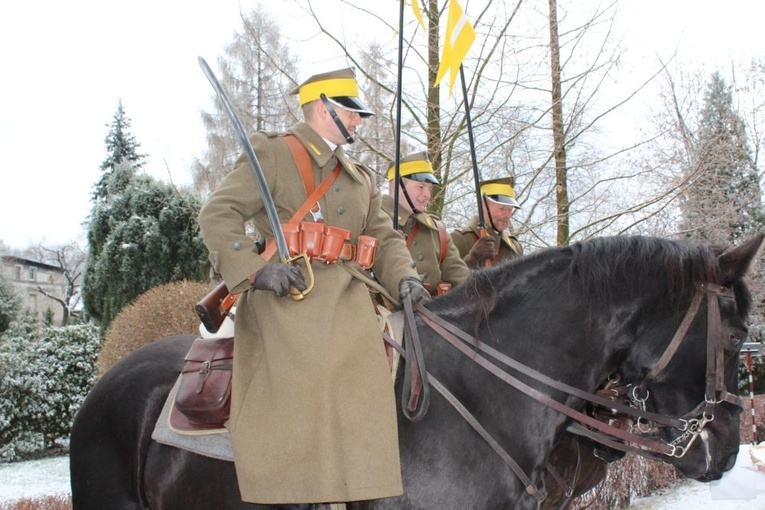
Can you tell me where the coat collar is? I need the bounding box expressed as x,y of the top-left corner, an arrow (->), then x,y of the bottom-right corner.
382,195 -> 439,231
288,123 -> 363,184
467,215 -> 513,246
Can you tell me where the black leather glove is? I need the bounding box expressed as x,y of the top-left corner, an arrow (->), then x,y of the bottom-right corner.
464,236 -> 496,268
250,264 -> 307,297
398,277 -> 431,305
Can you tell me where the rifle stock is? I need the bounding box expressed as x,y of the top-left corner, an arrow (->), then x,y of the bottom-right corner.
195,281 -> 238,333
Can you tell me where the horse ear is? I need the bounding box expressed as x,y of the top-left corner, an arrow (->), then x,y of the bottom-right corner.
717,232 -> 765,285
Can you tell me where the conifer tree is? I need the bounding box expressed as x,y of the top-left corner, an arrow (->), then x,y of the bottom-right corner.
93,100 -> 147,200
82,163 -> 207,330
681,72 -> 764,244
0,274 -> 20,334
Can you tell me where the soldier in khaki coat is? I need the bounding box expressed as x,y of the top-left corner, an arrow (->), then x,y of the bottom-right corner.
198,67 -> 430,508
451,177 -> 524,269
382,152 -> 469,294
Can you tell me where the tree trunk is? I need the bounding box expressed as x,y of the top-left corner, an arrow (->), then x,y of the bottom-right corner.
548,0 -> 569,246
427,0 -> 444,216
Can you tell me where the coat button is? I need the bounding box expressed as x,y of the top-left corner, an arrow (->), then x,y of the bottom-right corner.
333,185 -> 341,192
417,254 -> 425,261
411,261 -> 417,268
337,207 -> 345,214
422,272 -> 429,279
233,242 -> 242,250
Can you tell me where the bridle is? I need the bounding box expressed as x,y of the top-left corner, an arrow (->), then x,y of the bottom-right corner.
390,280 -> 741,502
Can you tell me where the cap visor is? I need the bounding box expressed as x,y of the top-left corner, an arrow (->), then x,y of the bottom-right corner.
330,96 -> 375,117
485,195 -> 520,208
405,173 -> 440,185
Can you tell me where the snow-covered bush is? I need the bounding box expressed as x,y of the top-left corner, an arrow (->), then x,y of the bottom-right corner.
0,319 -> 100,461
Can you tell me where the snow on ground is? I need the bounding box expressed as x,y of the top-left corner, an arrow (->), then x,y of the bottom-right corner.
0,448 -> 763,507
0,456 -> 70,504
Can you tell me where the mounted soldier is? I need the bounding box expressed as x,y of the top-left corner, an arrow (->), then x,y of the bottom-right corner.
197,66 -> 430,509
451,176 -> 523,268
381,152 -> 469,296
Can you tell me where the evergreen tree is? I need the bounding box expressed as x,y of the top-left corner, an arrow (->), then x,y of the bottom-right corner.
680,72 -> 764,244
93,100 -> 147,200
82,163 -> 208,330
0,274 -> 20,334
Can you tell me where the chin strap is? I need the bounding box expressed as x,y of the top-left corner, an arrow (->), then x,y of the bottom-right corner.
482,195 -> 499,233
320,94 -> 354,144
398,176 -> 421,214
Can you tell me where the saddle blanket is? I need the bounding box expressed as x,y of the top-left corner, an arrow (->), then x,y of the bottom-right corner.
151,375 -> 235,462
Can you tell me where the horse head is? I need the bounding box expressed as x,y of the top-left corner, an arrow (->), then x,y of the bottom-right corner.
606,233 -> 764,481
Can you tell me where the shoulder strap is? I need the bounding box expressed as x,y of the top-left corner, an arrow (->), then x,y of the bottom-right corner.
433,218 -> 449,265
284,135 -> 315,195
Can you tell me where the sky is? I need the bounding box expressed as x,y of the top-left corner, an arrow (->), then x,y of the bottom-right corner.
0,0 -> 762,250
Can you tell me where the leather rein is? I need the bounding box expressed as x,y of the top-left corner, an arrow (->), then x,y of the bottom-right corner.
388,281 -> 739,502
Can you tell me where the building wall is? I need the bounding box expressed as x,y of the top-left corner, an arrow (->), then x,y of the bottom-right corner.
1,256 -> 67,325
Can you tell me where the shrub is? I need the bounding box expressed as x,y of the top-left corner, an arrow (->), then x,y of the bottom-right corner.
97,280 -> 212,375
0,494 -> 72,510
0,321 -> 100,461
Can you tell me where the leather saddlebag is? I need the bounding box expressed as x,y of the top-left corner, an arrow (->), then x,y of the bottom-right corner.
174,336 -> 234,427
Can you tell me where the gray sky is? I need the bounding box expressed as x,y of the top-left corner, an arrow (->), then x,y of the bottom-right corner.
0,0 -> 761,249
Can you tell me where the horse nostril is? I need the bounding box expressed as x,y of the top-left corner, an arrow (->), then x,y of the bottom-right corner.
723,452 -> 737,471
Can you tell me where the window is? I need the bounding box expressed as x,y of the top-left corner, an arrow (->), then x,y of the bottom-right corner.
15,265 -> 22,280
29,267 -> 37,281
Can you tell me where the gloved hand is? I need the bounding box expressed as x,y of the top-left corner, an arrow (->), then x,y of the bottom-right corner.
398,277 -> 431,305
250,264 -> 307,297
464,236 -> 496,268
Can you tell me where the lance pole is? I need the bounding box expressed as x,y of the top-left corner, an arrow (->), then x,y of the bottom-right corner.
392,0 -> 407,231
459,65 -> 485,229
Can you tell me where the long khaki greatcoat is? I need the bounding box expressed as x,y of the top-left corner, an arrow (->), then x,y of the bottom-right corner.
381,195 -> 469,290
198,122 -> 418,504
451,215 -> 524,269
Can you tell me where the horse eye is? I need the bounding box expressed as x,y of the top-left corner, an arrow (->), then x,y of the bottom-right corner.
727,332 -> 746,351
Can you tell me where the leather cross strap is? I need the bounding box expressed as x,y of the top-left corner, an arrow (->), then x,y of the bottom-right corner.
404,221 -> 420,248
260,136 -> 341,261
433,218 -> 448,265
406,218 -> 448,265
285,135 -> 321,219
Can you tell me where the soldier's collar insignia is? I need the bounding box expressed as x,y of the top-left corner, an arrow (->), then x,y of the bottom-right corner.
307,141 -> 322,155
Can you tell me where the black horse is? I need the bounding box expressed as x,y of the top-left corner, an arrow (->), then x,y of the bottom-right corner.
70,235 -> 763,509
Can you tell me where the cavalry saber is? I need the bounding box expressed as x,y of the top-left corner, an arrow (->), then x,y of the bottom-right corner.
198,56 -> 312,300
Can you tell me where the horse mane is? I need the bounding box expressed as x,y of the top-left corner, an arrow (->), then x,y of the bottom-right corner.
459,235 -> 749,330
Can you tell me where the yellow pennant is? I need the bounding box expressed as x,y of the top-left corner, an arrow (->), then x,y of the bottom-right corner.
434,0 -> 476,95
411,0 -> 426,31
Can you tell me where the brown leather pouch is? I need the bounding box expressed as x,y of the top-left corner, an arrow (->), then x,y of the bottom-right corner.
300,222 -> 325,258
174,337 -> 234,426
321,226 -> 351,263
355,235 -> 379,270
282,223 -> 301,257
